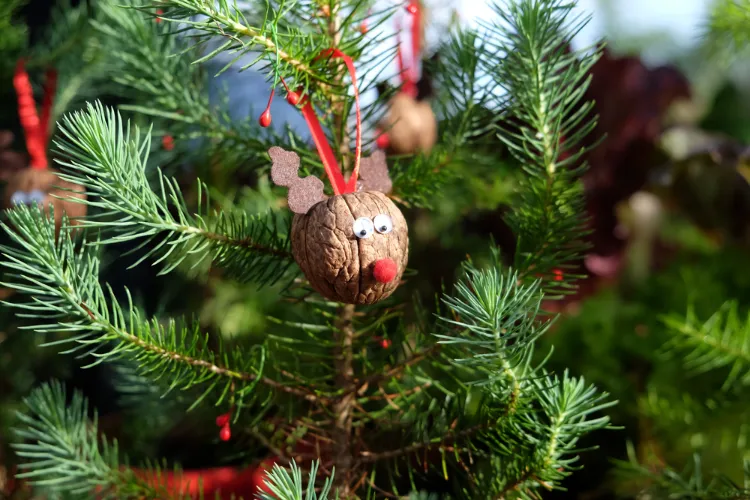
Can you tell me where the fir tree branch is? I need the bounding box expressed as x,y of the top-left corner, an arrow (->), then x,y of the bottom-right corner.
259,460 -> 338,500
483,0 -> 600,298
53,102 -> 294,284
12,381 -> 174,499
151,0 -> 319,80
94,0 -> 287,173
0,206 -> 312,407
350,345 -> 440,397
332,303 -> 356,496
662,301 -> 750,390
358,424 -> 487,464
705,0 -> 750,58
494,372 -> 615,497
613,447 -> 750,499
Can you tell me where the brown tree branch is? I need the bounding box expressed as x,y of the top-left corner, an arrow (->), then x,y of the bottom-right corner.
332,303 -> 357,497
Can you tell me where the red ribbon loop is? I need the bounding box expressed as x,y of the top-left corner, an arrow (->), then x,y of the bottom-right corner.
296,48 -> 362,195
13,60 -> 56,170
396,2 -> 421,98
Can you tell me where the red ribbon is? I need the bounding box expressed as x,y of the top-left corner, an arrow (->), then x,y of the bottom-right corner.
395,2 -> 421,98
13,60 -> 56,170
296,48 -> 362,195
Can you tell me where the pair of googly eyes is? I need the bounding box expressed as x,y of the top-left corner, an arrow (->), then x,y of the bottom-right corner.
10,190 -> 45,206
353,214 -> 393,239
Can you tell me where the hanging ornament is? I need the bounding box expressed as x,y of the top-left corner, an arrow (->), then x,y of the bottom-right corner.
377,1 -> 437,155
3,60 -> 86,235
215,406 -> 234,441
270,49 -> 409,305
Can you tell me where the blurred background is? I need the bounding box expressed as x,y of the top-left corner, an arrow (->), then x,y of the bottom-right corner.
3,0 -> 750,498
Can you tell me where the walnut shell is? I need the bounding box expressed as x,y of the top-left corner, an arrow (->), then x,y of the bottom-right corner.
291,191 -> 408,304
3,168 -> 87,235
380,93 -> 437,155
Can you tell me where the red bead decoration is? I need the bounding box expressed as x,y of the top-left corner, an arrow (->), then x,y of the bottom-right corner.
406,3 -> 418,14
376,132 -> 390,150
219,424 -> 231,441
380,338 -> 391,349
286,92 -> 300,106
162,135 -> 174,151
215,412 -> 230,427
259,109 -> 272,128
553,269 -> 563,281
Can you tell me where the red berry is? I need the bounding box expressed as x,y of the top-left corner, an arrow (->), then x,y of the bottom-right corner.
161,135 -> 174,151
155,8 -> 163,23
215,413 -> 230,427
259,109 -> 272,127
376,132 -> 390,150
219,424 -> 231,441
553,269 -> 563,282
406,3 -> 418,14
380,339 -> 391,349
360,23 -> 368,34
286,92 -> 300,106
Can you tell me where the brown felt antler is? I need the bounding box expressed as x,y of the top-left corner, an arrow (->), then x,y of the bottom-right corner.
0,131 -> 28,181
269,146 -> 327,214
357,150 -> 392,194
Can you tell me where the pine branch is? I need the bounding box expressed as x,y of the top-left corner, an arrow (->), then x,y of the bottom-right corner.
332,303 -> 356,496
705,0 -> 750,58
482,0 -> 600,298
436,260 -> 551,391
53,102 -> 294,284
662,301 -> 750,390
0,0 -> 27,77
94,0 -> 288,172
0,205 -> 313,407
139,0 -> 379,101
149,0 -> 322,80
613,448 -> 750,500
12,381 -> 174,499
259,460 -> 338,500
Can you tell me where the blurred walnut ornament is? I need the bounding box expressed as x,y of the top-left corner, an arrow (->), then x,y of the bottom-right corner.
2,61 -> 86,234
270,49 -> 408,304
379,93 -> 437,155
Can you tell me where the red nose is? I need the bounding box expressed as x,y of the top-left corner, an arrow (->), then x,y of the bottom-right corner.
373,258 -> 398,284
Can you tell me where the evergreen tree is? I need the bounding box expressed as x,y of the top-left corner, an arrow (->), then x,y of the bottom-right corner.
0,0 -> 618,498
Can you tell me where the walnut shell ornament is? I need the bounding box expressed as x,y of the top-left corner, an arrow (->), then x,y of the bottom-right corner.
2,165 -> 87,235
379,93 -> 437,155
270,147 -> 408,304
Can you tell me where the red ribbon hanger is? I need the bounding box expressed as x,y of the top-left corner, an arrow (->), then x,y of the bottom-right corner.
396,2 -> 421,98
284,48 -> 363,196
13,59 -> 57,170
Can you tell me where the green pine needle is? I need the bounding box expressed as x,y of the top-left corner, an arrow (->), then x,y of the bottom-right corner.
259,460 -> 338,500
53,101 -> 294,285
483,0 -> 600,298
12,381 -> 174,499
0,204 -> 269,408
662,301 -> 750,391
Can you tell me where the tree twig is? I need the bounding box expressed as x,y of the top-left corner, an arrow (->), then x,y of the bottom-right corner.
358,423 -> 488,464
332,303 -> 357,497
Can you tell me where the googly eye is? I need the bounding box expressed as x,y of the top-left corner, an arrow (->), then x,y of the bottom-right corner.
28,190 -> 45,204
10,191 -> 29,206
373,214 -> 393,234
352,217 -> 375,239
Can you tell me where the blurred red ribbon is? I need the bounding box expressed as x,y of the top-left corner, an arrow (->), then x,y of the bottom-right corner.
13,59 -> 56,170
